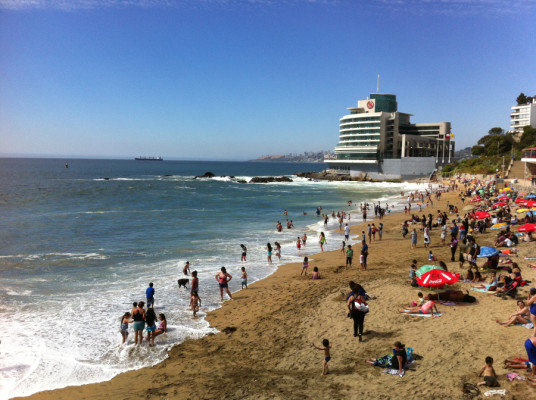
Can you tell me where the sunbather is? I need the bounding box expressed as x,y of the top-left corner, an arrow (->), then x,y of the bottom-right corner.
496,301 -> 530,327
472,272 -> 497,291
399,299 -> 438,316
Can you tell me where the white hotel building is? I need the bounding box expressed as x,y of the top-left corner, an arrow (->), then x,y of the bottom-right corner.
326,93 -> 453,179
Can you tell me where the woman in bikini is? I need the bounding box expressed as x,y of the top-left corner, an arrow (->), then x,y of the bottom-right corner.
215,266 -> 233,302
496,301 -> 530,327
399,299 -> 438,316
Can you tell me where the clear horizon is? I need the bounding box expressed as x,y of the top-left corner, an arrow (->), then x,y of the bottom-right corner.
1,0 -> 535,159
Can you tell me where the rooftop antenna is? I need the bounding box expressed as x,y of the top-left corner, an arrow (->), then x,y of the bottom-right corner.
377,74 -> 380,93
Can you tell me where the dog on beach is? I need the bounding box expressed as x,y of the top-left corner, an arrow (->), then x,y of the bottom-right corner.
178,278 -> 189,289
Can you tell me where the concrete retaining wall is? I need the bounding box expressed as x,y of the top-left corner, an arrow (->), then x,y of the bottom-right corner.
348,157 -> 436,180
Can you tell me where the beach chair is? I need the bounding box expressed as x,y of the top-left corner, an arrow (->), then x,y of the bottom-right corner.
495,280 -> 519,299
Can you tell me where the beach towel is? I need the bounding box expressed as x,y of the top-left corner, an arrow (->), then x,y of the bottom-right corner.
439,301 -> 474,306
515,322 -> 534,329
382,369 -> 404,377
401,310 -> 442,318
483,389 -> 506,397
470,288 -> 494,293
506,373 -> 525,381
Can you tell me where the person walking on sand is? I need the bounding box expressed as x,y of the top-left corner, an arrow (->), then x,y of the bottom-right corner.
345,245 -> 353,269
423,226 -> 430,248
344,224 -> 350,241
319,232 -> 326,252
312,339 -> 332,376
361,240 -> 369,270
240,244 -> 247,262
378,222 -> 383,241
367,224 -> 372,243
348,283 -> 367,341
301,256 -> 309,277
215,267 -> 233,301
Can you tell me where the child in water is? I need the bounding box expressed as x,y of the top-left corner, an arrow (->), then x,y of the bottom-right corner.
154,313 -> 167,338
191,293 -> 200,317
301,257 -> 309,277
241,266 -> 248,289
120,312 -> 133,344
312,339 -> 332,376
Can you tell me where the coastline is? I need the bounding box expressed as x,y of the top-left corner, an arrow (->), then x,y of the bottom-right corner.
18,183 -> 534,399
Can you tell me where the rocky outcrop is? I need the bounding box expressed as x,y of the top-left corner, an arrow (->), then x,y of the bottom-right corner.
194,172 -> 216,179
294,171 -> 377,182
249,176 -> 293,183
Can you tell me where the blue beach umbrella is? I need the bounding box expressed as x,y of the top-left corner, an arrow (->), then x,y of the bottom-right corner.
527,194 -> 536,198
477,246 -> 500,258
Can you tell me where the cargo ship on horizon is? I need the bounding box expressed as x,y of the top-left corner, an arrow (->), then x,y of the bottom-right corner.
134,156 -> 163,161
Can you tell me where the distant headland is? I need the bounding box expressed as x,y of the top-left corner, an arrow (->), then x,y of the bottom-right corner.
249,151 -> 332,163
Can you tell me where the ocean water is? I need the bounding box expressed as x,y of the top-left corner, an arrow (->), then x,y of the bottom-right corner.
0,158 -> 428,398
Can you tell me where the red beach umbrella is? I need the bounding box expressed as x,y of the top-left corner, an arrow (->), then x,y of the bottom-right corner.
475,211 -> 490,219
497,195 -> 509,201
515,198 -> 527,204
518,223 -> 536,233
416,269 -> 460,289
469,197 -> 481,203
492,202 -> 508,208
523,201 -> 536,207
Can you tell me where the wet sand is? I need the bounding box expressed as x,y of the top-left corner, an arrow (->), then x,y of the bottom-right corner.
20,184 -> 535,400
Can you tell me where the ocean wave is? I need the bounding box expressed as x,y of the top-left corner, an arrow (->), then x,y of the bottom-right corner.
5,252 -> 110,261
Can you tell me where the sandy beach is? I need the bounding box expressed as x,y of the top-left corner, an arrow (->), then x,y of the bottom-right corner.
19,183 -> 535,400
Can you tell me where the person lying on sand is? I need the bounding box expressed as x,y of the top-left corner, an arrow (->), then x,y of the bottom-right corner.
472,272 -> 497,291
504,357 -> 533,371
399,299 -> 438,316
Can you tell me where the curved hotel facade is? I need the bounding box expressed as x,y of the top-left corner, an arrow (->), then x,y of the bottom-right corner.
326,93 -> 453,179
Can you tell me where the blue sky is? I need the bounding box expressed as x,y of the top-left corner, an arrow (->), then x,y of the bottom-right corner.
1,0 -> 535,160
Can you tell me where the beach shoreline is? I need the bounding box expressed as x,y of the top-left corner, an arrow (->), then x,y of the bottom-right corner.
18,182 -> 535,400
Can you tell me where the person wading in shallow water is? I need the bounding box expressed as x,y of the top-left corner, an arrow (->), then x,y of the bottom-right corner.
215,267 -> 233,302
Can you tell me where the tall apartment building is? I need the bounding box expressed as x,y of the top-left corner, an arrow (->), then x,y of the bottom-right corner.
510,99 -> 536,134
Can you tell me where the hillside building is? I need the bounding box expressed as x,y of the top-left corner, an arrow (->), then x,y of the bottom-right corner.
510,99 -> 536,134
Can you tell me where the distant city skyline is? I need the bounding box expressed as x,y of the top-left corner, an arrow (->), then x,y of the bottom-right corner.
1,0 -> 535,160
